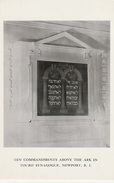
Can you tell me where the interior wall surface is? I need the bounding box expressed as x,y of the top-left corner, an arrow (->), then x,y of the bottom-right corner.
4,23 -> 110,147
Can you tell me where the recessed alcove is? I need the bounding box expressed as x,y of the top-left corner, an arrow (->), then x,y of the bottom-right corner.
4,21 -> 110,147
37,61 -> 88,116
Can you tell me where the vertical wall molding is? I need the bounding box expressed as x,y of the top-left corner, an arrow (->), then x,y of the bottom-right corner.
100,51 -> 109,118
19,43 -> 36,122
8,41 -> 14,110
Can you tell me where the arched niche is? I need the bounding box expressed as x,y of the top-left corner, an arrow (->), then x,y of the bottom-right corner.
63,68 -> 83,81
63,68 -> 84,114
39,61 -> 86,115
43,65 -> 64,79
42,64 -> 63,114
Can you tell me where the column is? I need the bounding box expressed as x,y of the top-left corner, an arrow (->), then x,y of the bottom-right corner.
77,80 -> 84,114
42,77 -> 50,114
60,78 -> 67,114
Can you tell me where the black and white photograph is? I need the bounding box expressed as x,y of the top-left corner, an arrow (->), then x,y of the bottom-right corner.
4,21 -> 110,147
1,0 -> 114,180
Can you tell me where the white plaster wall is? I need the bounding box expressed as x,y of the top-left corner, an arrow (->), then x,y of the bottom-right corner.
4,41 -> 34,123
4,122 -> 109,147
4,40 -> 110,147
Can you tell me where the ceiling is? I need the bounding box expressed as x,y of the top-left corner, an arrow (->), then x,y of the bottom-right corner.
41,21 -> 110,32
4,21 -> 110,50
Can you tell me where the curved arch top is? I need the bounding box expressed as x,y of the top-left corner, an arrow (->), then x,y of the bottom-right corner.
43,66 -> 64,79
63,68 -> 83,81
43,66 -> 83,81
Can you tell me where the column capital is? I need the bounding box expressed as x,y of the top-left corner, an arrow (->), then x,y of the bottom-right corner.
81,49 -> 92,59
100,50 -> 108,59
